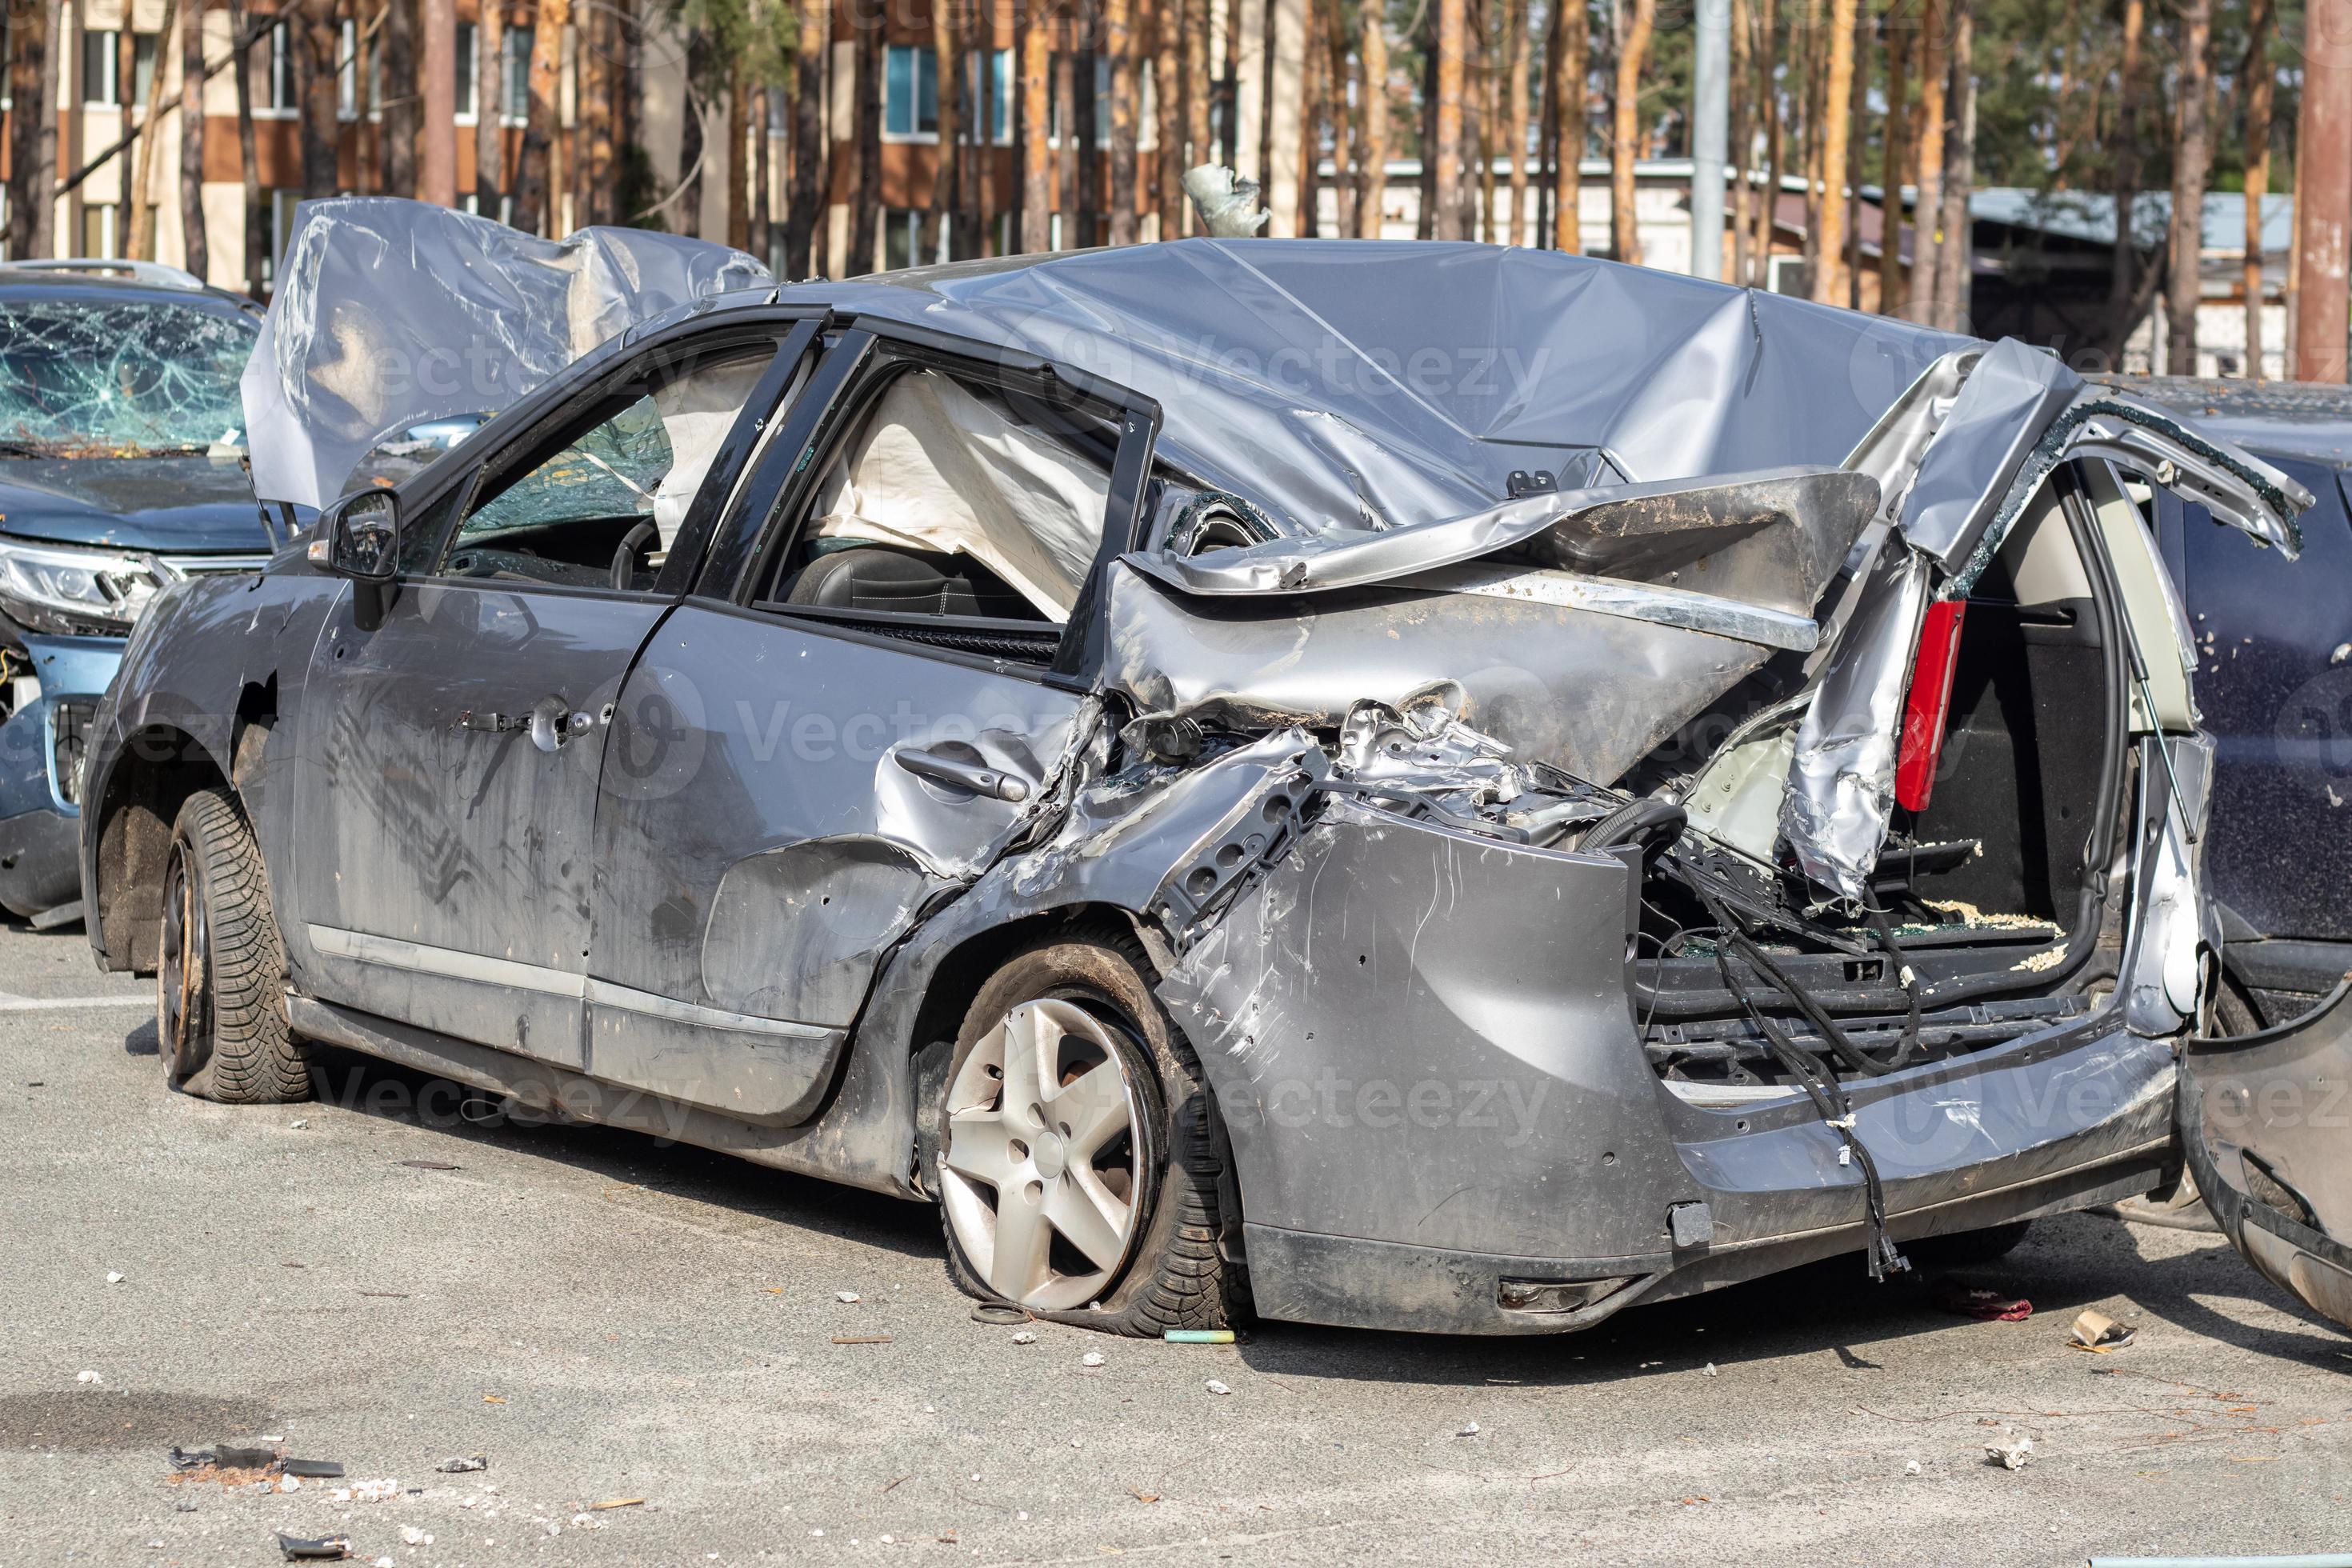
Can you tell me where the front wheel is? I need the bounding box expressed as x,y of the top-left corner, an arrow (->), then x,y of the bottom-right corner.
158,787 -> 309,1103
936,930 -> 1245,1335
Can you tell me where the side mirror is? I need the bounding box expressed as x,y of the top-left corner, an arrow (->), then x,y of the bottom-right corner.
306,490 -> 400,629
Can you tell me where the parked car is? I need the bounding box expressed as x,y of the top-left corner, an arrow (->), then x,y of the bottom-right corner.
0,258 -> 274,925
78,201 -> 2351,1337
2097,376 -> 2352,1030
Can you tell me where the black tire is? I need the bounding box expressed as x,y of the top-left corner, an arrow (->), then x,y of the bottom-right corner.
158,787 -> 308,1104
936,927 -> 1246,1336
1904,1219 -> 2034,1270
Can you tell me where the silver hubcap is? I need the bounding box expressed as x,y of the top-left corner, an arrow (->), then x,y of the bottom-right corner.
940,998 -> 1144,1311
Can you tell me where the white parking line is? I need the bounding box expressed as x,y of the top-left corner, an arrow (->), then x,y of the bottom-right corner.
0,992 -> 150,1010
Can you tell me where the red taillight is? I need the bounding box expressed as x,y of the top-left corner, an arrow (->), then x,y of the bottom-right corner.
1895,600 -> 1968,813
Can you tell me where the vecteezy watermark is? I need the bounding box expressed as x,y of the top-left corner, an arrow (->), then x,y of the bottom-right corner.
1209,1072 -> 1554,1146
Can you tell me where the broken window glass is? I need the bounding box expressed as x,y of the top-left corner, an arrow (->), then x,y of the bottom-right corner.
0,300 -> 256,457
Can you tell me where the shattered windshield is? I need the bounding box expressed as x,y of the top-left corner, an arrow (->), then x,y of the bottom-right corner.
0,298 -> 256,457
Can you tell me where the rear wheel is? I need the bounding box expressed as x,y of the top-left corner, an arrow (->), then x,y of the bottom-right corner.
936,930 -> 1244,1334
158,787 -> 308,1103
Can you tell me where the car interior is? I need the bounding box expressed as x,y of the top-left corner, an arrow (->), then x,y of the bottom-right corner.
756,360 -> 1120,663
1622,466 -> 2134,1092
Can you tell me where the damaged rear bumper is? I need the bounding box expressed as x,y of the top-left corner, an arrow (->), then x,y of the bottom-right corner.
1159,797 -> 2176,1336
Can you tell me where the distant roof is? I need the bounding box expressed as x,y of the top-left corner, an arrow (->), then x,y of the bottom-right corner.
1964,188 -> 2294,257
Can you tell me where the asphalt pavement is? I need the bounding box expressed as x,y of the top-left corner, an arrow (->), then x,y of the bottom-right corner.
3,916 -> 2347,1567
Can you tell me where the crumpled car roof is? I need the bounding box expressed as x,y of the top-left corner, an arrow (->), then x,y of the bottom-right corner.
798,241 -> 1982,534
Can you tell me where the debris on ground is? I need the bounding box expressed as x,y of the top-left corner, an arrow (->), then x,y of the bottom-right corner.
1983,1430 -> 2035,1470
830,1334 -> 892,1345
1455,1422 -> 1480,1438
330,1478 -> 400,1502
1933,1279 -> 2034,1322
399,1527 -> 433,1546
588,1498 -> 645,1511
2068,1309 -> 2138,1352
1205,1379 -> 1232,1396
106,1270 -> 124,1283
1905,1459 -> 1922,1475
1082,1351 -> 1106,1368
1011,1330 -> 1038,1345
1164,1329 -> 1237,1344
835,1290 -> 861,1303
397,1159 -> 461,1171
282,1458 -> 346,1479
74,1370 -> 100,1384
1128,1487 -> 1160,1504
274,1534 -> 352,1561
1702,1362 -> 1719,1377
969,1304 -> 1028,1326
437,1455 -> 488,1474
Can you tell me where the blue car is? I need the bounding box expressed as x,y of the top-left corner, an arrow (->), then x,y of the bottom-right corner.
0,261 -> 274,924
2112,377 -> 2352,1030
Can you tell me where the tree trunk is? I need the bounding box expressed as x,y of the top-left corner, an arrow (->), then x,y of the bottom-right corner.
1909,0 -> 1945,318
582,0 -> 618,226
1022,0 -> 1050,249
2241,0 -> 2273,375
1730,0 -> 1751,280
786,0 -> 826,273
1499,0 -> 1526,245
1107,0 -> 1138,241
1056,45 -> 1077,243
384,0 -> 418,195
753,87 -> 772,263
513,0 -> 573,233
1319,0 -> 1350,234
2103,0 -> 2143,354
1472,0 -> 1494,242
723,63 -> 748,249
1298,0 -> 1323,238
4,0 -> 58,258
178,0 -> 206,278
1750,0 -> 1777,282
1416,6 -> 1435,238
975,0 -> 998,254
1186,0 -> 1214,214
1842,0 -> 1866,305
1075,0 -> 1099,245
298,0 -> 342,198
1930,0 -> 1971,331
679,31 -> 708,234
1155,0 -> 1183,236
1553,0 -> 1585,251
1358,0 -> 1387,236
1810,0 -> 1854,301
1431,0 -> 1465,238
1876,3 -> 1907,313
850,0 -> 882,268
127,0 -> 178,259
1608,0 -> 1655,261
476,0 -> 503,218
227,0 -> 263,286
930,0 -> 964,258
2166,0 -> 2212,374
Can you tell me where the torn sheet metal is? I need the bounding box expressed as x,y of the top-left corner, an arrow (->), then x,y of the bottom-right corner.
1101,559 -> 1783,784
1895,338 -> 2082,576
1126,466 -> 1878,618
244,198 -> 770,509
1779,545 -> 1930,899
1945,392 -> 2316,596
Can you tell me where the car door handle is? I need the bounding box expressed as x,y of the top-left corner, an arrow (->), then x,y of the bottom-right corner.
458,709 -> 523,734
894,747 -> 1030,803
459,702 -> 594,752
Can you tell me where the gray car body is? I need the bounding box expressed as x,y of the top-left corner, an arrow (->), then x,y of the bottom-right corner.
78,216 -> 2315,1334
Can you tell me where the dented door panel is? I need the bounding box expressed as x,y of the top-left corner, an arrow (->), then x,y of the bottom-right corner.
2181,978 -> 2352,1330
582,600 -> 1082,1120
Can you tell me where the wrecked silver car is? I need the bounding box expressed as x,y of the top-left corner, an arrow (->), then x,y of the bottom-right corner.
80,199 -> 2336,1336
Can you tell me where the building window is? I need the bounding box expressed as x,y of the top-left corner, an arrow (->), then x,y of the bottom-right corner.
268,22 -> 296,111
501,29 -> 529,122
131,31 -> 158,104
80,202 -> 122,260
1046,54 -> 1110,146
265,189 -> 302,286
964,49 -> 1012,144
455,21 -> 477,117
881,207 -> 924,270
81,29 -> 118,106
883,44 -> 937,138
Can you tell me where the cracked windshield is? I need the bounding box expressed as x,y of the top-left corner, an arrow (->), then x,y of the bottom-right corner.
0,299 -> 254,457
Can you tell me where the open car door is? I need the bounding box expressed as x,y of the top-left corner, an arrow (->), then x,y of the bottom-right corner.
2179,978 -> 2352,1330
